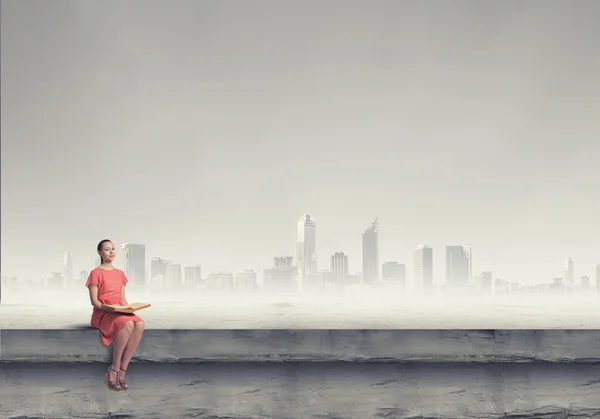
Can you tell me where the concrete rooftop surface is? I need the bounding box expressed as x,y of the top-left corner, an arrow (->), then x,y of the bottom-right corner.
2,291 -> 600,329
2,362 -> 600,419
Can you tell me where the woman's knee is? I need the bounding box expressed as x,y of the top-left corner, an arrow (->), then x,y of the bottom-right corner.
135,320 -> 145,331
123,321 -> 135,332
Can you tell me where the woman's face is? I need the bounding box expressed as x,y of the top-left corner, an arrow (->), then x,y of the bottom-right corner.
98,242 -> 116,263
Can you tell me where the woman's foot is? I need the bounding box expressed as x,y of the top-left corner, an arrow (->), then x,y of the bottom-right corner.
104,365 -> 121,392
119,369 -> 128,391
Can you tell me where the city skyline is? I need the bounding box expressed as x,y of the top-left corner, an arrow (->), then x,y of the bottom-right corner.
2,211 -> 599,292
2,1 -> 600,283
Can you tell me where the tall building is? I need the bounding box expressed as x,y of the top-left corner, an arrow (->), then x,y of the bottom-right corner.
296,214 -> 317,290
121,243 -> 146,287
445,245 -> 472,289
413,245 -> 433,291
362,218 -> 379,287
565,258 -> 574,290
63,252 -> 74,285
330,252 -> 349,289
183,265 -> 202,289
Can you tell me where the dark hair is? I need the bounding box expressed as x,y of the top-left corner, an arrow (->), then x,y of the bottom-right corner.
97,239 -> 112,265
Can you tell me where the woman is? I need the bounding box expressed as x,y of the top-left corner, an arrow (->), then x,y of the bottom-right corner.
85,239 -> 145,391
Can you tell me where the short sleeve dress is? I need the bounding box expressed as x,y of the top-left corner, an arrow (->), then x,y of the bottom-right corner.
85,267 -> 143,346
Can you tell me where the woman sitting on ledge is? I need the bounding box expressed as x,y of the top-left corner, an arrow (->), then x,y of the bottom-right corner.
85,239 -> 145,392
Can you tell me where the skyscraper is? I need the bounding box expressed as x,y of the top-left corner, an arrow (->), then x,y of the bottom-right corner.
330,252 -> 349,289
565,258 -> 574,290
121,243 -> 146,287
296,214 -> 317,279
362,218 -> 379,287
413,245 -> 433,291
63,252 -> 74,285
445,245 -> 471,289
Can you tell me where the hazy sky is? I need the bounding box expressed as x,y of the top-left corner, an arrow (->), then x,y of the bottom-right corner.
2,0 -> 600,285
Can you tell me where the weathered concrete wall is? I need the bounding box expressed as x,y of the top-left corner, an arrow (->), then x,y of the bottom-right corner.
2,362 -> 600,418
3,328 -> 600,363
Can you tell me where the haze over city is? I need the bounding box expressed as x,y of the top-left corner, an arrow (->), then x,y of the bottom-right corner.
2,0 -> 600,286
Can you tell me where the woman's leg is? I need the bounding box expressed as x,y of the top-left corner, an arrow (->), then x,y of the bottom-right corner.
109,321 -> 134,382
120,320 -> 145,378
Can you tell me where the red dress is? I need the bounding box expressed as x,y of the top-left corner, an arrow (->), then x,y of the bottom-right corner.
85,267 -> 143,346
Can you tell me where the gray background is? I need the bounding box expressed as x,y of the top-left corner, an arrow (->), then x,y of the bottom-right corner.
2,0 -> 599,284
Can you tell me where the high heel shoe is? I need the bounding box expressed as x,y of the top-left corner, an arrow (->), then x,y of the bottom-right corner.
104,365 -> 121,392
119,368 -> 128,391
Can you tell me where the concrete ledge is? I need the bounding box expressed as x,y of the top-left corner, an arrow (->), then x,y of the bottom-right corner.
2,328 -> 600,363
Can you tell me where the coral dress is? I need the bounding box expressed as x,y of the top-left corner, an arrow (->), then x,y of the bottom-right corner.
85,267 -> 143,346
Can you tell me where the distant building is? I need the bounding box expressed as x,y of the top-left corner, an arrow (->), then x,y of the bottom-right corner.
494,278 -> 509,293
263,257 -> 297,292
413,245 -> 433,291
347,273 -> 361,286
330,252 -> 349,289
296,214 -> 317,291
48,272 -> 64,289
445,245 -> 472,289
302,273 -> 323,291
235,269 -> 257,291
150,257 -> 170,290
63,252 -> 74,285
381,262 -> 406,292
320,269 -> 337,291
121,243 -> 146,287
565,258 -> 574,290
550,277 -> 564,293
580,276 -> 590,289
165,262 -> 182,289
205,272 -> 234,291
479,271 -> 493,292
382,261 -> 406,290
362,218 -> 379,287
183,265 -> 202,289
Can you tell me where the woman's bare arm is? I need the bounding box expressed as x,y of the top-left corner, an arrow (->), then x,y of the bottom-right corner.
121,285 -> 129,306
88,285 -> 108,310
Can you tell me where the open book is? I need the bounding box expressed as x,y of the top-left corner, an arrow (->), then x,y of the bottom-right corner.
101,302 -> 151,314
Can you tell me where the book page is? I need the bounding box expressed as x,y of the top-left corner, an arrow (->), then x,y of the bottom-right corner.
101,302 -> 151,312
